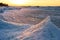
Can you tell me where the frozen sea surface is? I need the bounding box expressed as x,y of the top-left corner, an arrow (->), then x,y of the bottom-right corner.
0,7 -> 60,40
0,16 -> 60,40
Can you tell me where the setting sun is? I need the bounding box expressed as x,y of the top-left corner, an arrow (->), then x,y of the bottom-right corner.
9,0 -> 27,4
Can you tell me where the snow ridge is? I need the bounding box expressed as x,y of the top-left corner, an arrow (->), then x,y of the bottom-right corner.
16,16 -> 51,40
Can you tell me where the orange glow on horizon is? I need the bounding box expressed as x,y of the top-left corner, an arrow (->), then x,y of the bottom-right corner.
0,0 -> 60,6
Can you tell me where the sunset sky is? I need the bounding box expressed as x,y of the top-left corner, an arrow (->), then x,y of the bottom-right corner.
0,0 -> 60,6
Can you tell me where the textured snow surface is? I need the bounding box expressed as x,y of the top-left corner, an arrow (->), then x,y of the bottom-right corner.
24,22 -> 60,40
0,7 -> 60,40
0,17 -> 60,40
0,20 -> 31,40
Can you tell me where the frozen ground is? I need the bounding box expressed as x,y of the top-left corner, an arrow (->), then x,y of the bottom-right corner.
0,16 -> 60,40
0,7 -> 60,40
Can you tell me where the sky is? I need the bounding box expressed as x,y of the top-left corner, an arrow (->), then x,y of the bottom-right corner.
0,0 -> 60,6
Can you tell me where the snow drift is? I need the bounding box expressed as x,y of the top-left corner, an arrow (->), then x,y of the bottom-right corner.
0,8 -> 60,40
0,20 -> 31,40
16,16 -> 60,40
0,16 -> 60,40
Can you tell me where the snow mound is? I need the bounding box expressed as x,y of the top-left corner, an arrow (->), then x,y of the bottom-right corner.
24,21 -> 60,40
16,16 -> 60,40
